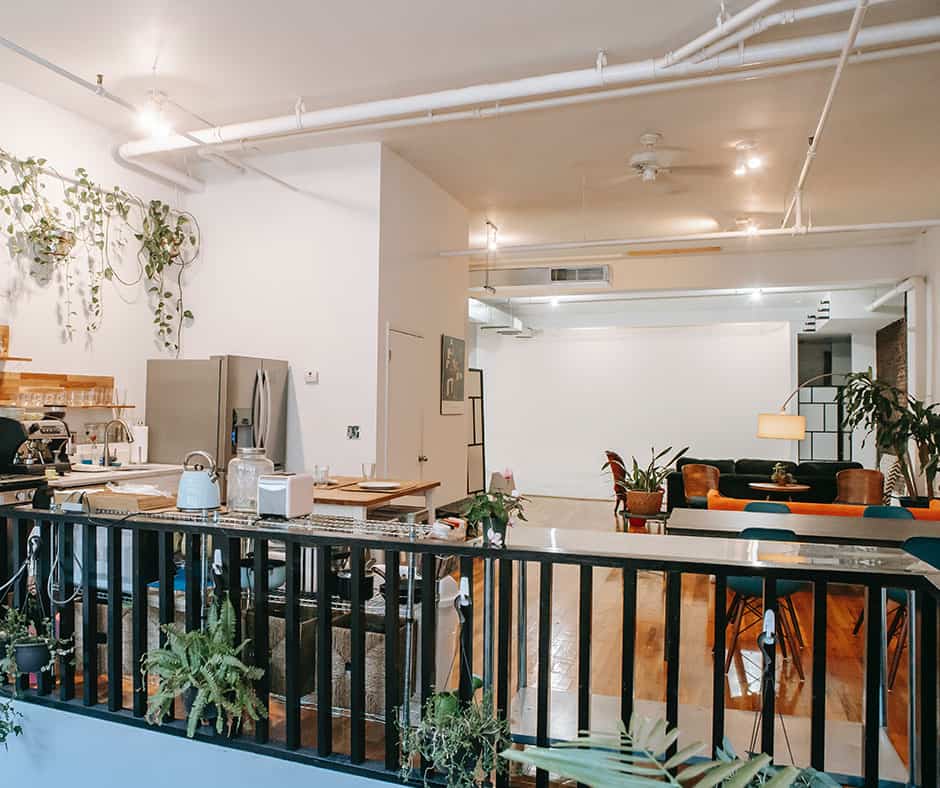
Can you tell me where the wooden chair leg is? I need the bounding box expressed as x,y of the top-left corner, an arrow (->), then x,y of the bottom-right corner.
785,595 -> 805,648
777,604 -> 805,681
725,593 -> 746,673
887,609 -> 908,690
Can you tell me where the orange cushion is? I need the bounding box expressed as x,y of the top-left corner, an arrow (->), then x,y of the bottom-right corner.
706,490 -> 940,520
931,499 -> 940,511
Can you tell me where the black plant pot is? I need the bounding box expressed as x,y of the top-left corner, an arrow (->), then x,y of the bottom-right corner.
183,687 -> 219,731
14,641 -> 51,674
899,496 -> 931,509
482,516 -> 508,548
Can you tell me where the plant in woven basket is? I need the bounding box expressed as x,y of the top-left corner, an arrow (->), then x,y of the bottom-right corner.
501,714 -> 822,788
399,687 -> 512,788
0,696 -> 23,749
142,598 -> 266,738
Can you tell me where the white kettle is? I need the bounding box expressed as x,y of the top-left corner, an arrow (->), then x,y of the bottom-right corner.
176,450 -> 221,511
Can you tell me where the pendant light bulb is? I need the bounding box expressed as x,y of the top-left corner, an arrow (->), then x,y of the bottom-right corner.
485,220 -> 499,252
138,92 -> 172,137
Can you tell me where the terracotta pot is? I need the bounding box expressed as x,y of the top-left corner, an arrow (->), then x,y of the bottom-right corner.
626,490 -> 664,516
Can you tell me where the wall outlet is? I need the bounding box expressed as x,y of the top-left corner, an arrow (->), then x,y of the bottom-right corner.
347,425 -> 360,440
304,369 -> 319,385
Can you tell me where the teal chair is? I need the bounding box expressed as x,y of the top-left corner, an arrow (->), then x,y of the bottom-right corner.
725,527 -> 807,679
882,536 -> 940,688
744,502 -> 791,514
863,505 -> 915,520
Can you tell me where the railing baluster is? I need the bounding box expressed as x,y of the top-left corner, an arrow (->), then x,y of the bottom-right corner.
496,558 -> 513,735
107,526 -> 123,711
157,530 -> 174,721
621,566 -> 637,725
316,545 -> 333,756
919,591 -> 937,788
664,570 -> 681,760
536,561 -> 553,788
81,523 -> 98,705
711,573 -> 727,756
420,553 -> 437,712
761,575 -> 777,760
350,545 -> 366,764
36,520 -> 52,695
58,522 -> 75,700
221,536 -> 242,644
0,517 -> 7,598
864,584 -> 883,784
12,519 -> 29,609
384,549 -> 401,771
458,556 -> 474,703
184,533 -> 201,633
285,540 -> 301,750
131,529 -> 147,717
577,564 -> 592,736
810,579 -> 828,771
253,538 -> 270,744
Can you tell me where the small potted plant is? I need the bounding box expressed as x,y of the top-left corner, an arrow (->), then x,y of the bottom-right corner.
607,446 -> 688,515
142,598 -> 267,738
771,462 -> 795,485
0,603 -> 72,684
399,680 -> 512,788
463,491 -> 527,548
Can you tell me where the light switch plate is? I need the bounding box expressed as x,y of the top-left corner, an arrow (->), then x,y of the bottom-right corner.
304,369 -> 319,385
347,425 -> 360,440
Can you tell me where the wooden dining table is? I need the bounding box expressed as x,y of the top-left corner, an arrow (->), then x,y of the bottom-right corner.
311,477 -> 441,523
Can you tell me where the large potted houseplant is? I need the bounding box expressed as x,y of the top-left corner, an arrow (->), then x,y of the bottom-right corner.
463,491 -> 527,548
399,681 -> 512,788
843,370 -> 939,506
142,598 -> 267,738
606,446 -> 688,515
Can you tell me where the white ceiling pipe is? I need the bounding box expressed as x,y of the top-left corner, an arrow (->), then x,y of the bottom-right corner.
781,0 -> 869,228
866,276 -> 920,310
439,219 -> 940,257
119,15 -> 940,160
196,40 -> 940,158
661,0 -> 783,65
690,0 -> 894,63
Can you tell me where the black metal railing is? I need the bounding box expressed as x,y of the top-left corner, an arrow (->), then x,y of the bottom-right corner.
1,505 -> 938,788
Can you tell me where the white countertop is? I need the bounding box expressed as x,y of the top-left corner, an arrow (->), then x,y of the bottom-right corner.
48,464 -> 182,488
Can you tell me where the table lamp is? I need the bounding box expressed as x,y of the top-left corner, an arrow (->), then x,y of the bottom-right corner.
757,373 -> 835,440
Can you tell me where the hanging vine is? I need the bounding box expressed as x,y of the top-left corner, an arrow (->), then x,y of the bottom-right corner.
0,146 -> 199,354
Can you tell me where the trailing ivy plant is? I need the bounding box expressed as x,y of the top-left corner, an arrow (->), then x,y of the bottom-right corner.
137,200 -> 199,354
0,696 -> 23,749
0,147 -> 200,352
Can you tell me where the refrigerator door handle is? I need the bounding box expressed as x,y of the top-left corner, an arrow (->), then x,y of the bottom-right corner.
262,370 -> 272,451
251,369 -> 263,449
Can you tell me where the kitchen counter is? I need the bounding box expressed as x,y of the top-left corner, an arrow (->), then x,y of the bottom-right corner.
48,463 -> 183,489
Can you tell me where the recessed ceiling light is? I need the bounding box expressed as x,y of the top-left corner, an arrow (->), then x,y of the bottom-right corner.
750,288 -> 763,302
734,164 -> 748,177
746,154 -> 763,170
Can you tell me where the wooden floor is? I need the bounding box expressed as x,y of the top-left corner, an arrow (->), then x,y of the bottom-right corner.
41,495 -> 916,781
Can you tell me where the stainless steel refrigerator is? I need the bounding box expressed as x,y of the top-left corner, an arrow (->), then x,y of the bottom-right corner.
146,356 -> 289,489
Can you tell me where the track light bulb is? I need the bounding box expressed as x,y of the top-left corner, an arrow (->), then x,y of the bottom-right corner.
747,154 -> 763,170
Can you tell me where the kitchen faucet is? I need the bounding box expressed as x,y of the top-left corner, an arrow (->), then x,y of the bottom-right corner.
103,418 -> 135,467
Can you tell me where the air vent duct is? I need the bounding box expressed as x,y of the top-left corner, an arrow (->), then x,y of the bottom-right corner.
469,265 -> 610,290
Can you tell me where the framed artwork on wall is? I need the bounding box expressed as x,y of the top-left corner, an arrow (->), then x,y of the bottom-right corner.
440,334 -> 465,415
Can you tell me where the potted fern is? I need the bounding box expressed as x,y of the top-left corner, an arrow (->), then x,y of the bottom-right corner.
399,681 -> 512,788
463,491 -> 527,548
142,598 -> 267,738
605,446 -> 688,515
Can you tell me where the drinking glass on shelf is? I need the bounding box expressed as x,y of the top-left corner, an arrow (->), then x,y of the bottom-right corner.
313,465 -> 330,487
361,462 -> 376,480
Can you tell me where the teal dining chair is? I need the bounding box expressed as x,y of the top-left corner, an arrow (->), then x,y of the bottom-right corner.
744,502 -> 791,514
725,526 -> 807,679
863,505 -> 915,519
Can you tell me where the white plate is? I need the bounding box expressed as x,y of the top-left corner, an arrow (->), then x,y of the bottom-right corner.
68,465 -> 111,473
357,481 -> 401,491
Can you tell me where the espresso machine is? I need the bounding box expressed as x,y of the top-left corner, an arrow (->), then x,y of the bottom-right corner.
0,415 -> 72,475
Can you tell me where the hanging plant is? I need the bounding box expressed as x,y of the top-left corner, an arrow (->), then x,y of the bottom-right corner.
137,200 -> 199,354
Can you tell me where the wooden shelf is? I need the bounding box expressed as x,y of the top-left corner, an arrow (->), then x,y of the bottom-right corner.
0,356 -> 32,362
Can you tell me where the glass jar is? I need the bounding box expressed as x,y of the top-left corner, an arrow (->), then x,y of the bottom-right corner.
226,447 -> 274,513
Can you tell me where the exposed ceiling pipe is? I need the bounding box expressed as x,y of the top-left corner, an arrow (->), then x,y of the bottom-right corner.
690,0 -> 895,63
661,0 -> 783,66
781,0 -> 869,228
866,276 -> 921,310
439,219 -> 940,257
118,15 -> 940,161
196,41 -> 940,157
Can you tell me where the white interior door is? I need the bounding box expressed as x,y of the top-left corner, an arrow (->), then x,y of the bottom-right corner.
387,330 -> 425,480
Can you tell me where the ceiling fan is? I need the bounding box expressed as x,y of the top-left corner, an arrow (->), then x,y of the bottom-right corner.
608,132 -> 724,187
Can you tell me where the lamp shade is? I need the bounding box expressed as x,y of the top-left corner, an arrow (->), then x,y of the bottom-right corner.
757,412 -> 806,440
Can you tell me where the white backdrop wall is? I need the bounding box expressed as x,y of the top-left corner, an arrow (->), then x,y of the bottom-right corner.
183,143 -> 383,474
0,80 -> 178,414
476,321 -> 793,499
377,148 -> 469,505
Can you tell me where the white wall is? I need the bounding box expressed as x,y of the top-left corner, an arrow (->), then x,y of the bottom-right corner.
377,148 -> 469,505
915,227 -> 940,403
476,321 -> 792,499
0,80 -> 178,417
183,144 -> 383,474
8,702 -> 374,788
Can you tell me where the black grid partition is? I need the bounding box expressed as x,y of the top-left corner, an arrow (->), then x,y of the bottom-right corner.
799,384 -> 851,461
0,505 -> 938,788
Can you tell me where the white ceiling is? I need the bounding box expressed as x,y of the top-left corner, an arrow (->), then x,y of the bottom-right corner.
2,0 -> 939,246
